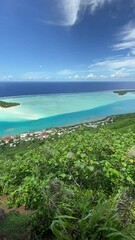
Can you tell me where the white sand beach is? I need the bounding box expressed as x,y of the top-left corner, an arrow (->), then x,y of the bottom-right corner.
0,91 -> 135,122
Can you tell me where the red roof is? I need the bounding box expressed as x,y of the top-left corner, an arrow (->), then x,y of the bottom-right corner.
3,136 -> 13,141
41,132 -> 48,136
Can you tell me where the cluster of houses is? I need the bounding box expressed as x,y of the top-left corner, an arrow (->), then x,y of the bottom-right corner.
0,116 -> 114,148
0,126 -> 78,148
0,130 -> 52,147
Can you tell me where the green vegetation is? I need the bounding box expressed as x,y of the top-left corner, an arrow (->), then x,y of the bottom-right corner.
103,113 -> 135,133
0,100 -> 20,108
0,211 -> 31,240
0,113 -> 135,239
113,90 -> 135,95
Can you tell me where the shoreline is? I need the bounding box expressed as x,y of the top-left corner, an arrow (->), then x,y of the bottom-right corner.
1,111 -> 135,146
0,90 -> 135,123
0,90 -> 135,138
113,90 -> 135,95
0,100 -> 20,108
0,114 -> 117,141
0,114 -> 114,147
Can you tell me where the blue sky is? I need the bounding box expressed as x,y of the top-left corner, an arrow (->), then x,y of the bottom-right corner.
0,0 -> 135,81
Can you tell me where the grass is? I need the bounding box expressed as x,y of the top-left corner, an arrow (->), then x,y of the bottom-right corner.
105,113 -> 135,132
0,211 -> 31,240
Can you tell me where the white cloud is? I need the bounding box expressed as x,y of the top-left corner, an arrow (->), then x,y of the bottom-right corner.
73,74 -> 80,79
83,0 -> 113,13
86,73 -> 96,78
0,74 -> 13,80
90,56 -> 135,70
58,69 -> 74,75
89,55 -> 135,79
45,0 -> 114,26
100,75 -> 107,78
59,0 -> 81,26
113,22 -> 135,55
110,69 -> 130,78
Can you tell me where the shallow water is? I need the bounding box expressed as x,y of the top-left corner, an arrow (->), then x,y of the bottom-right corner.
0,91 -> 135,136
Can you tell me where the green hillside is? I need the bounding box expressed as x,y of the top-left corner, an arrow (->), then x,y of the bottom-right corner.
0,113 -> 135,239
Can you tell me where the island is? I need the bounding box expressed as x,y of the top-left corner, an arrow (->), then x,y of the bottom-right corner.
0,100 -> 20,108
113,90 -> 135,95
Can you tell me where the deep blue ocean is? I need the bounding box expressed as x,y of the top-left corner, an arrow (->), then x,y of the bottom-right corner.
1,81 -> 135,97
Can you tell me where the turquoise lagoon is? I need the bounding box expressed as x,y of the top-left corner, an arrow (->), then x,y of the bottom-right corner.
0,91 -> 135,136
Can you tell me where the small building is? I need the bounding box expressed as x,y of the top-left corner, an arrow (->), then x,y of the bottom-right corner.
2,136 -> 13,143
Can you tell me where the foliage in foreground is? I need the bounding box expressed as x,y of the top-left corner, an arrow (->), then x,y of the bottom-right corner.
0,121 -> 135,239
0,211 -> 31,240
31,184 -> 135,240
